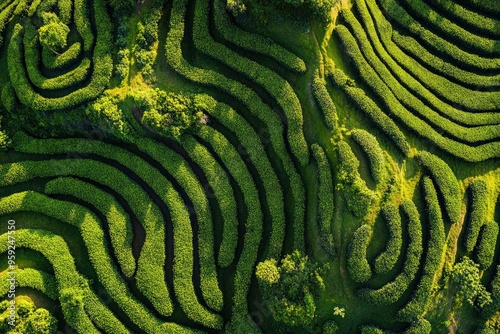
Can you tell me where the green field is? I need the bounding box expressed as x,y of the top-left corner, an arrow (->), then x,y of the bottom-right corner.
0,0 -> 500,332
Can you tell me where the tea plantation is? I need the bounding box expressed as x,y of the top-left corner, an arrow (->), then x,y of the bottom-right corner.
0,0 -> 500,333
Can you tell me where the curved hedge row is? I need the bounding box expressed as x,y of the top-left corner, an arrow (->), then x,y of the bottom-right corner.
166,0 -> 305,250
312,71 -> 338,130
464,179 -> 488,252
181,135 -> 239,268
196,95 -> 300,256
312,143 -> 335,256
399,0 -> 500,56
0,225 -> 123,333
405,318 -> 432,334
212,0 -> 306,73
358,199 -> 423,305
417,151 -> 461,224
337,140 -> 377,218
42,42 -> 82,70
7,0 -> 112,111
350,129 -> 385,184
44,176 -> 136,278
397,177 -> 446,321
347,224 -> 373,283
337,24 -> 500,161
13,134 -> 223,328
195,126 -> 262,333
0,268 -> 57,300
192,0 -> 309,166
356,0 -> 500,119
376,0 -> 500,72
374,202 -> 403,275
0,1 -> 17,49
133,137 -> 223,312
328,69 -> 410,156
343,8 -> 500,139
483,265 -> 500,318
11,134 -> 174,317
23,23 -> 91,91
476,221 -> 498,270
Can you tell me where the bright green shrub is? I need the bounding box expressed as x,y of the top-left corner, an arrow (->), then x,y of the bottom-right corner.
351,129 -> 385,183
0,268 -> 57,300
347,224 -> 372,283
192,0 -> 309,166
74,0 -> 94,52
374,202 -> 403,275
358,199 -> 423,305
322,320 -> 339,334
0,0 -> 17,49
213,0 -> 306,73
181,135 -> 239,268
337,140 -> 376,217
418,151 -> 461,224
38,12 -> 70,52
406,318 -> 432,334
195,126 -> 262,333
44,177 -> 136,278
312,71 -> 337,130
476,221 -> 499,270
133,138 -> 223,312
312,143 -> 335,256
42,42 -> 82,70
398,177 -> 445,321
464,179 -> 488,252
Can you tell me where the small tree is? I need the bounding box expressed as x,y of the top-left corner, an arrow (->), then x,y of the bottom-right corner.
451,256 -> 492,309
24,309 -> 58,334
256,250 -> 328,329
38,13 -> 70,54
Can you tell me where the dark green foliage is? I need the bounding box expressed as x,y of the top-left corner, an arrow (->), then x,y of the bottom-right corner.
465,179 -> 488,252
256,251 -> 327,328
347,224 -> 372,283
406,318 -> 432,334
476,221 -> 498,270
358,199 -> 423,305
360,325 -> 383,334
322,320 -> 339,334
418,151 -> 461,224
312,72 -> 337,130
351,129 -> 385,184
0,298 -> 57,334
312,143 -> 335,256
398,177 -> 445,321
38,12 -> 70,53
106,0 -> 135,14
337,140 -> 376,217
451,257 -> 492,309
374,202 -> 402,275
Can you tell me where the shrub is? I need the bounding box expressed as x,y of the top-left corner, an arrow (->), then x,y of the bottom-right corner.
351,129 -> 385,184
337,140 -> 376,217
406,318 -> 432,334
312,72 -> 337,130
464,179 -> 488,252
347,224 -> 373,283
374,202 -> 403,275
312,143 -> 335,256
322,320 -> 339,334
475,221 -> 499,270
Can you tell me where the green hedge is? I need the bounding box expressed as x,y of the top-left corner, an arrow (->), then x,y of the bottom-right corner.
464,179 -> 488,252
166,0 -> 305,253
476,221 -> 498,270
42,42 -> 82,70
0,225 -> 123,333
13,134 -> 222,328
328,69 -> 410,156
192,0 -> 309,166
195,126 -> 262,334
0,0 -> 17,49
337,24 -> 500,161
44,177 -> 136,278
0,268 -> 57,300
355,0 -> 500,120
312,71 -> 337,130
74,0 -> 94,51
418,151 -> 461,224
343,7 -> 500,139
347,224 -> 373,283
397,177 -> 445,321
312,143 -> 335,256
405,318 -> 432,334
23,22 -> 91,91
399,0 -> 500,56
198,96 -> 286,258
360,325 -> 384,334
358,199 -> 423,305
181,135 -> 239,268
351,129 -> 386,184
454,0 -> 500,16
8,0 -> 112,111
337,140 -> 376,217
213,0 -> 306,73
374,202 -> 403,275
376,0 -> 500,72
133,137 -> 223,312
483,265 -> 500,318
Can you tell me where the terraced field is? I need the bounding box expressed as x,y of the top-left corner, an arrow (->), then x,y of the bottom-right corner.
0,0 -> 500,333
